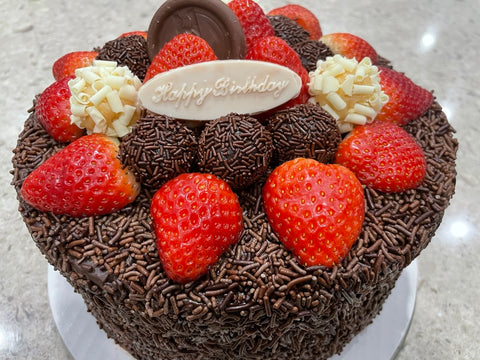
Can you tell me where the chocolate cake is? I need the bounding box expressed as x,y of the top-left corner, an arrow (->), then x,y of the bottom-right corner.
11,0 -> 457,359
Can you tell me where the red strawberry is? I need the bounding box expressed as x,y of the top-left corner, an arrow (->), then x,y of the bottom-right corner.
144,33 -> 218,82
376,66 -> 434,125
118,31 -> 147,39
228,0 -> 275,52
20,134 -> 140,217
151,173 -> 243,283
335,121 -> 427,193
268,4 -> 322,40
52,51 -> 98,81
35,77 -> 84,143
263,158 -> 365,267
246,36 -> 310,107
320,33 -> 378,64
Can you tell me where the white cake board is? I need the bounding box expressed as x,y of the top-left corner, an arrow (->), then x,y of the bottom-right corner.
48,260 -> 418,360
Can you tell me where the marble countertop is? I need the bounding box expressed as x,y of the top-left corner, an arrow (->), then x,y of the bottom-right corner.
0,0 -> 478,359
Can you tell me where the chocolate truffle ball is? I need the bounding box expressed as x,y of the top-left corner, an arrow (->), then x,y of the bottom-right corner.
292,40 -> 334,72
119,111 -> 197,190
96,35 -> 151,81
198,114 -> 273,189
267,103 -> 341,164
268,15 -> 310,48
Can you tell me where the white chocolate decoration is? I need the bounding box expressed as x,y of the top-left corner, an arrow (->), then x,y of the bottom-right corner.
138,60 -> 302,121
309,55 -> 389,133
69,60 -> 142,138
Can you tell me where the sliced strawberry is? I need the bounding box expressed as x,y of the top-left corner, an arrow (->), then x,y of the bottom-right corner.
263,158 -> 365,267
268,4 -> 322,40
20,134 -> 140,217
144,33 -> 218,82
376,66 -> 434,125
321,33 -> 378,64
246,36 -> 310,107
35,77 -> 84,143
52,51 -> 98,81
118,31 -> 147,39
335,121 -> 427,193
151,173 -> 243,283
228,0 -> 275,52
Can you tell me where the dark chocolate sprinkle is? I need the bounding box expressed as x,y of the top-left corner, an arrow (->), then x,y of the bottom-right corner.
119,111 -> 197,191
376,55 -> 393,69
267,103 -> 342,165
268,15 -> 310,48
198,113 -> 273,189
96,35 -> 151,81
292,40 -> 335,72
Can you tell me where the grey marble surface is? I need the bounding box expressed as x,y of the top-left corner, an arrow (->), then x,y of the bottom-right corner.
0,0 -> 478,359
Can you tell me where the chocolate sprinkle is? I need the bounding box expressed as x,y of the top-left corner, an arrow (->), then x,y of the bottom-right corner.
376,55 -> 393,68
267,103 -> 342,165
268,15 -> 311,48
96,35 -> 151,81
292,40 -> 335,72
197,113 -> 273,189
12,95 -> 457,358
119,111 -> 197,190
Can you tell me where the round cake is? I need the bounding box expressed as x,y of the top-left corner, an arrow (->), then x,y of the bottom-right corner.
11,1 -> 458,359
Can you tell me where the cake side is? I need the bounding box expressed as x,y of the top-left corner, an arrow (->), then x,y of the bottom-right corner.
11,99 -> 457,359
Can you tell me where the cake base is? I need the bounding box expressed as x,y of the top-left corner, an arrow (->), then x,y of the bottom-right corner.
48,262 -> 417,360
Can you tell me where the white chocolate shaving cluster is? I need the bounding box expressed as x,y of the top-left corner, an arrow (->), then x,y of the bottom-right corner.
69,60 -> 142,138
308,55 -> 389,133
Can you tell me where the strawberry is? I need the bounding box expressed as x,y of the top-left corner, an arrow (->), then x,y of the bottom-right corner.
376,66 -> 434,125
151,173 -> 243,283
335,121 -> 427,193
246,36 -> 310,107
228,0 -> 275,52
118,31 -> 147,39
20,134 -> 140,217
144,33 -> 218,82
263,158 -> 365,267
320,33 -> 378,64
35,76 -> 84,143
52,51 -> 98,81
267,4 -> 322,40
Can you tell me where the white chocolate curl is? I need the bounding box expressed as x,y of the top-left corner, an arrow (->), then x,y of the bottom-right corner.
309,55 -> 389,133
69,60 -> 142,138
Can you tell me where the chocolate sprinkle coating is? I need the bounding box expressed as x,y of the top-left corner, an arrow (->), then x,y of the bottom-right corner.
12,96 -> 457,360
119,111 -> 197,190
96,35 -> 151,81
267,103 -> 341,164
268,15 -> 311,48
292,40 -> 335,72
198,113 -> 273,189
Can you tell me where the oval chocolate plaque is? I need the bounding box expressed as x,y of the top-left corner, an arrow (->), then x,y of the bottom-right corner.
138,60 -> 302,121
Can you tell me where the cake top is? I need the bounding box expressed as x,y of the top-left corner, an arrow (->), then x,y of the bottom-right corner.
18,0 -> 441,285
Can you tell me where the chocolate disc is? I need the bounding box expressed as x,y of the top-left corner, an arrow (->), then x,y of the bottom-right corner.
147,0 -> 247,60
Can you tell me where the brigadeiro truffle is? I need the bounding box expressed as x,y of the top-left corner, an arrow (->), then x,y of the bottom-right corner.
268,15 -> 310,48
292,40 -> 334,72
198,113 -> 273,189
267,103 -> 341,164
119,111 -> 197,190
96,35 -> 151,81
